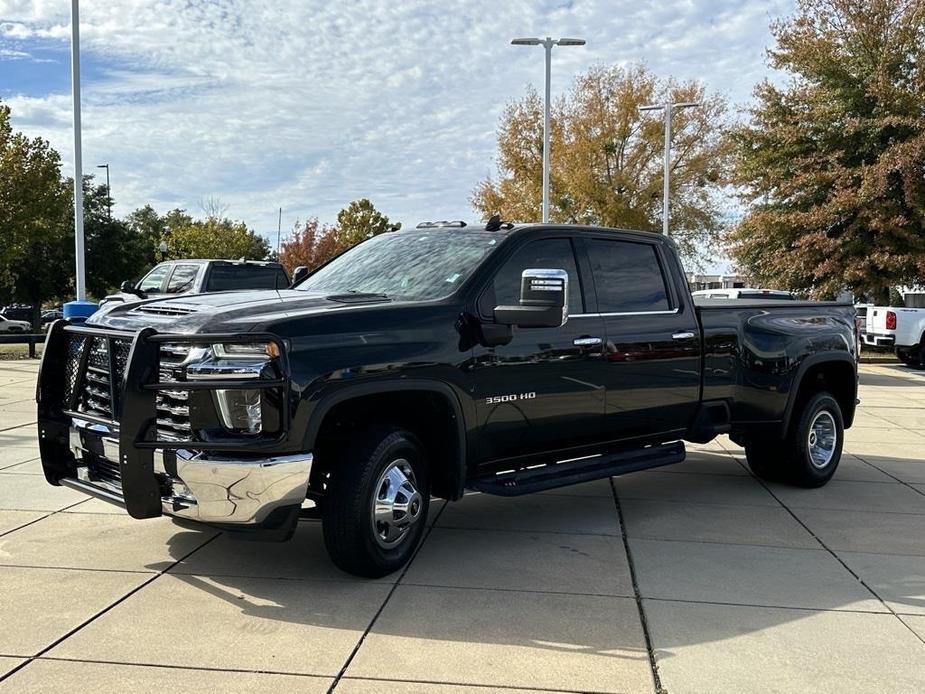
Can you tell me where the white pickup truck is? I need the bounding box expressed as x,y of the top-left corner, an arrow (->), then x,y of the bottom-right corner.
863,306 -> 925,367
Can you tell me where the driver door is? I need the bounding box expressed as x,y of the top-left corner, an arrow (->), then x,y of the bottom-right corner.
468,236 -> 606,464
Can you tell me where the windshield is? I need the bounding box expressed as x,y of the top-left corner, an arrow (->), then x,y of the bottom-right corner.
296,231 -> 501,301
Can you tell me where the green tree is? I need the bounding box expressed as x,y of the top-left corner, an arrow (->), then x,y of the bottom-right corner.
82,177 -> 150,296
336,198 -> 397,246
125,204 -> 167,268
472,65 -> 729,260
165,214 -> 270,260
0,100 -> 72,330
727,0 -> 925,301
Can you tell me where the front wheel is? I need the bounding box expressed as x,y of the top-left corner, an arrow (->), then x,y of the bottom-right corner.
322,426 -> 429,578
745,391 -> 844,488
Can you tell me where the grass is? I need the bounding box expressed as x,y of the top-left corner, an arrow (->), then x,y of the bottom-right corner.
0,343 -> 43,360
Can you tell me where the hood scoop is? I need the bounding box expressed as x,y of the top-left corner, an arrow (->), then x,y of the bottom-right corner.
130,303 -> 200,317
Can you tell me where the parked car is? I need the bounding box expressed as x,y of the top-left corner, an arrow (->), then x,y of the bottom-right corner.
37,221 -> 858,577
39,309 -> 64,332
863,306 -> 925,367
99,259 -> 290,307
0,314 -> 31,333
691,288 -> 794,300
1,305 -> 34,323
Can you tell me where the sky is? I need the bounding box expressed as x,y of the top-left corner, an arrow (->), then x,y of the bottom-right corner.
0,0 -> 795,266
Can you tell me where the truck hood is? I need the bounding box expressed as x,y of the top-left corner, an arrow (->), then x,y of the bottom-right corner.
87,289 -> 389,334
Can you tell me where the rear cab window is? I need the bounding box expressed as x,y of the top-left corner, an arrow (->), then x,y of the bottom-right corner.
205,265 -> 288,292
586,239 -> 671,313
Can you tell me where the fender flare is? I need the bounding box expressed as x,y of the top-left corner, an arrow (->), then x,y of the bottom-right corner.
780,351 -> 857,437
304,379 -> 469,499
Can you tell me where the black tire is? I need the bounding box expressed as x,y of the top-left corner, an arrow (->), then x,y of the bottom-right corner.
744,437 -> 792,483
322,426 -> 429,578
745,392 -> 844,488
896,348 -> 922,368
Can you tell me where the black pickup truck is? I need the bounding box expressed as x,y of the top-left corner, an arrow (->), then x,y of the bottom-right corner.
36,221 -> 858,577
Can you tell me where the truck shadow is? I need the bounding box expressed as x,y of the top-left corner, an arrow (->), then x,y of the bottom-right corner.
859,369 -> 925,387
150,450 -> 925,667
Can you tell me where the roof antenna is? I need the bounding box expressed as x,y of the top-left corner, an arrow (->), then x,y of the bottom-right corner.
485,214 -> 502,232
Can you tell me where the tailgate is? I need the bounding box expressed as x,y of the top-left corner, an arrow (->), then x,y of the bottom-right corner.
867,307 -> 892,334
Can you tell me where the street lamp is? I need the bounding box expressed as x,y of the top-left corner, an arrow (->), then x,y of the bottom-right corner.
639,101 -> 701,237
511,36 -> 586,223
70,0 -> 86,302
96,163 -> 111,219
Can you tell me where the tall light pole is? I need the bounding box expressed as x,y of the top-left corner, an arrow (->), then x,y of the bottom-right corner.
70,0 -> 86,301
511,36 -> 585,223
96,163 -> 111,220
639,101 -> 700,237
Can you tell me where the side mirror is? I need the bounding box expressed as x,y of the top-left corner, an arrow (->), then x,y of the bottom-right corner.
290,266 -> 309,286
494,268 -> 569,328
120,280 -> 146,298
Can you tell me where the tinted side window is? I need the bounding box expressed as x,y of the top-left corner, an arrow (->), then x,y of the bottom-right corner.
490,238 -> 582,315
137,264 -> 171,292
206,265 -> 283,292
164,264 -> 200,293
588,240 -> 670,313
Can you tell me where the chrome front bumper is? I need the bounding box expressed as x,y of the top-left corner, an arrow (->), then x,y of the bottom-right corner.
67,419 -> 312,525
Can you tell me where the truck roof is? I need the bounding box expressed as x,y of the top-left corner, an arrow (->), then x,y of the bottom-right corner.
411,220 -> 674,244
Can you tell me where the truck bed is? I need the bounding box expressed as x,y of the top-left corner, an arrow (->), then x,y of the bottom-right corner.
692,300 -> 857,426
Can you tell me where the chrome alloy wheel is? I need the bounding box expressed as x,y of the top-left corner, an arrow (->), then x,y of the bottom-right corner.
807,410 -> 837,469
371,458 -> 423,549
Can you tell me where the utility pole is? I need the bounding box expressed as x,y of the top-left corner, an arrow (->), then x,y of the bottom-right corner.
511,36 -> 586,223
639,101 -> 701,237
276,207 -> 282,256
70,0 -> 86,301
97,163 -> 111,220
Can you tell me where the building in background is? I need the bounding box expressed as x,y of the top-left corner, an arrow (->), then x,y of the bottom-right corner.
686,272 -> 746,292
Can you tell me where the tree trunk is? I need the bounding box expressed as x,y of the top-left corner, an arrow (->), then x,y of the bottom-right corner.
31,303 -> 42,334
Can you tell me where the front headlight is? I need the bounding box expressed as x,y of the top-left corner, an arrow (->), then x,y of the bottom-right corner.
212,342 -> 280,360
184,341 -> 282,434
214,388 -> 263,434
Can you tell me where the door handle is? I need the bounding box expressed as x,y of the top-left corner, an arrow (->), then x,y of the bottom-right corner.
672,332 -> 695,340
573,336 -> 603,347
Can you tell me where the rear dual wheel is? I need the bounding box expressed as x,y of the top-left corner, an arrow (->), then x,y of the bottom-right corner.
745,391 -> 843,488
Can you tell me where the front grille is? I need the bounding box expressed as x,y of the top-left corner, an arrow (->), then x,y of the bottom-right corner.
67,335 -> 131,421
157,343 -> 192,441
62,334 -> 192,441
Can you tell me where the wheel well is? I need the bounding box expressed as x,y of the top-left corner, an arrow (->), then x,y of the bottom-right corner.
786,360 -> 856,434
310,390 -> 464,501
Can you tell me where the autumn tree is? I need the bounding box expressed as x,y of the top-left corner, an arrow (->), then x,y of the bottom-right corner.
472,65 -> 728,260
0,100 -> 72,329
278,218 -> 343,274
279,200 -> 397,275
727,0 -> 925,301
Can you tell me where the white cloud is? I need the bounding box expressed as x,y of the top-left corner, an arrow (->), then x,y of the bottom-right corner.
1,0 -> 795,250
